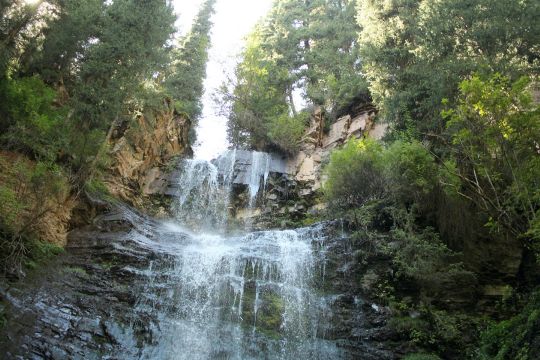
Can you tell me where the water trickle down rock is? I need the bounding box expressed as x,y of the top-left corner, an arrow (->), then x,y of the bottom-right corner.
171,149 -> 237,230
247,151 -> 271,208
0,169 -> 395,360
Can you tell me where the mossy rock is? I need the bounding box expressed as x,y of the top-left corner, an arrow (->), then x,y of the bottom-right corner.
63,266 -> 88,277
241,282 -> 284,339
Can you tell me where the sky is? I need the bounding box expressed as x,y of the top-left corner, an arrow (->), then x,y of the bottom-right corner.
172,0 -> 274,160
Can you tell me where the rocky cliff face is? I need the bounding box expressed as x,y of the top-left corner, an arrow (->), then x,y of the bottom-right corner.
289,107 -> 386,192
0,205 -> 395,359
104,103 -> 192,207
230,108 -> 388,228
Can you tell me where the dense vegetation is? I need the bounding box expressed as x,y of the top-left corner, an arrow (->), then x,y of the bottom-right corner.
219,0 -> 368,152
0,0 -> 214,276
216,0 -> 540,358
165,0 -> 215,124
320,1 -> 540,358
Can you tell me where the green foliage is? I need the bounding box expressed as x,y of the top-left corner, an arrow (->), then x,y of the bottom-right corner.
25,0 -> 103,84
165,0 -> 215,123
323,135 -> 485,356
323,74 -> 539,358
219,26 -> 289,148
69,0 -> 176,132
403,354 -> 441,360
479,290 -> 540,360
356,0 -> 540,135
63,266 -> 88,277
84,177 -> 110,197
390,225 -> 476,298
0,186 -> 22,231
268,111 -> 309,153
0,155 -> 69,276
444,74 -> 540,251
390,305 -> 485,357
323,138 -> 439,222
24,240 -> 64,270
221,0 -> 369,151
383,141 -> 438,207
3,0 -> 178,170
324,138 -> 384,205
0,76 -> 66,161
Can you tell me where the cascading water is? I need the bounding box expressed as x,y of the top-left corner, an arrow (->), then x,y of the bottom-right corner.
247,151 -> 271,208
133,223 -> 342,359
172,149 -> 237,230
128,149 -> 345,359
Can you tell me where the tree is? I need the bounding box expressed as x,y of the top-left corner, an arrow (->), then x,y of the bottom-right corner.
0,0 -> 47,77
165,0 -> 216,122
221,0 -> 369,152
356,0 -> 540,137
219,26 -> 290,149
443,74 -> 540,245
1,0 -> 177,168
323,138 -> 387,214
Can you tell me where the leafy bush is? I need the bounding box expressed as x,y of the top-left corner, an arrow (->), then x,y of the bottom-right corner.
444,75 -> 540,249
391,226 -> 476,295
24,241 -> 65,270
384,141 -> 438,205
390,305 -> 485,357
268,111 -> 309,153
323,138 -> 386,214
84,178 -> 110,196
0,76 -> 66,161
0,154 -> 69,275
478,289 -> 540,360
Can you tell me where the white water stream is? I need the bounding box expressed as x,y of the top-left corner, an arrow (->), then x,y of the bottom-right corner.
124,150 -> 343,359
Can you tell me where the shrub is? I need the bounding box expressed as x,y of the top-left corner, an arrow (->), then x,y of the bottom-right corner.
384,140 -> 438,205
323,138 -> 386,212
268,111 -> 309,153
478,289 -> 540,360
0,154 -> 69,276
0,76 -> 66,161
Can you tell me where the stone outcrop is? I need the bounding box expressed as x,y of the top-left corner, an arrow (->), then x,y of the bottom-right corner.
231,108 -> 388,228
288,107 -> 386,193
152,106 -> 386,228
104,102 -> 192,206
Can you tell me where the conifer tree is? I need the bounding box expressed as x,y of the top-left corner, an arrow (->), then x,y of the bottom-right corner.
222,0 -> 368,152
165,0 -> 216,122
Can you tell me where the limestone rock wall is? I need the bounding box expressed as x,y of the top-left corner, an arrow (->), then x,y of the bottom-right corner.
235,108 -> 388,228
288,108 -> 386,194
104,103 -> 192,206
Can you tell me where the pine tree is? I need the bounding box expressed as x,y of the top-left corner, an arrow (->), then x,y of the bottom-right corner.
165,0 -> 216,122
356,0 -> 540,137
221,0 -> 369,152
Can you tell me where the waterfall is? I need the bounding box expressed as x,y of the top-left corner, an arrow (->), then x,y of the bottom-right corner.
172,149 -> 236,230
134,149 -> 344,358
134,222 -> 342,359
247,151 -> 271,207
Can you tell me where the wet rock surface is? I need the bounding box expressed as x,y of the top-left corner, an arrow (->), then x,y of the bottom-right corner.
0,205 -> 396,359
0,207 -> 169,359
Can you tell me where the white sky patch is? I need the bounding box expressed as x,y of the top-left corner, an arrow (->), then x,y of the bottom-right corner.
172,0 -> 273,160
